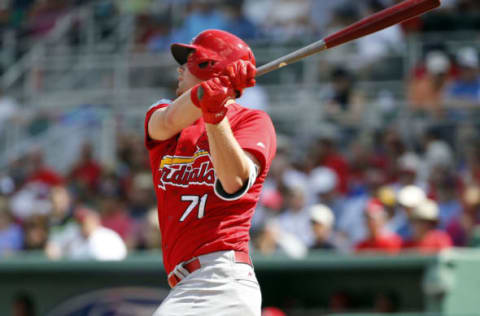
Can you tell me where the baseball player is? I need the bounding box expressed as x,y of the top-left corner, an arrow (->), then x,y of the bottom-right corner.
145,29 -> 276,315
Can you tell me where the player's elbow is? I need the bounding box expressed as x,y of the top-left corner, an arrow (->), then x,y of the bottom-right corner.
221,177 -> 245,195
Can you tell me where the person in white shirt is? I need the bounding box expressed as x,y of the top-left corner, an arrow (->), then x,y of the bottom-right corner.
46,207 -> 127,261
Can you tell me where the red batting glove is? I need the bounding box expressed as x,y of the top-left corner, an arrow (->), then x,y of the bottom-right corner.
191,76 -> 236,124
223,60 -> 256,97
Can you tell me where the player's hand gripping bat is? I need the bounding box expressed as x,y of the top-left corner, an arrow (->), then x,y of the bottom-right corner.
256,0 -> 441,77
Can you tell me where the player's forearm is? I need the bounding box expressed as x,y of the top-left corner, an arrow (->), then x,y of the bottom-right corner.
205,118 -> 250,194
148,89 -> 202,141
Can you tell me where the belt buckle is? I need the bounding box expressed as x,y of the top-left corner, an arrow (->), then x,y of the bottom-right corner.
168,257 -> 199,288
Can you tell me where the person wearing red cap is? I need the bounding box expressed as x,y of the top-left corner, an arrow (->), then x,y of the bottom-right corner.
146,29 -> 276,315
355,199 -> 403,254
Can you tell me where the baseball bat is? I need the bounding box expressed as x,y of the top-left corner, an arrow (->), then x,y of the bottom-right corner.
256,0 -> 441,77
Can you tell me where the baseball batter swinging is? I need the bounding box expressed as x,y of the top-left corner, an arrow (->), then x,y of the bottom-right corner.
145,29 -> 277,315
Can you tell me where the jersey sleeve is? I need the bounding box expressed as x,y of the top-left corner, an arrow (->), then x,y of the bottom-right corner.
144,100 -> 172,150
232,110 -> 277,173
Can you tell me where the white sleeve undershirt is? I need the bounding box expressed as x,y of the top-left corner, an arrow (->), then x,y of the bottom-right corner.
214,156 -> 259,201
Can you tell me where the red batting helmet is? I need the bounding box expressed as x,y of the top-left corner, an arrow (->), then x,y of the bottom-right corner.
171,29 -> 256,81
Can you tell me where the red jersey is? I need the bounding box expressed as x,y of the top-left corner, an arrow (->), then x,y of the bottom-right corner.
70,160 -> 102,190
145,101 -> 276,274
404,230 -> 453,253
26,167 -> 63,187
355,233 -> 403,254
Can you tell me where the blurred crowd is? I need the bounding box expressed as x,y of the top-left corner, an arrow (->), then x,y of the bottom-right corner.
0,134 -> 160,260
3,118 -> 480,260
252,129 -> 470,257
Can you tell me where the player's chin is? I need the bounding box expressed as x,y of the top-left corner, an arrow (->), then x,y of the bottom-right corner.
176,86 -> 184,97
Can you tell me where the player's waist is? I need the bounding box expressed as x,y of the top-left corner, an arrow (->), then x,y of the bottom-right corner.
167,250 -> 252,288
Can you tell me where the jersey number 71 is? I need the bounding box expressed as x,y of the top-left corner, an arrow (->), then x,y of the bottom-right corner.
179,194 -> 208,222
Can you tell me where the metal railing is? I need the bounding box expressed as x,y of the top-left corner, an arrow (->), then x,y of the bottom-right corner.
3,97 -> 480,173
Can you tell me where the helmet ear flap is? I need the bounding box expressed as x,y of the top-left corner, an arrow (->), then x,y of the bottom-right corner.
187,56 -> 222,80
198,60 -> 216,69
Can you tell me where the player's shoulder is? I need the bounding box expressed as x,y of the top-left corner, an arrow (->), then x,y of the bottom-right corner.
232,102 -> 271,120
148,98 -> 172,112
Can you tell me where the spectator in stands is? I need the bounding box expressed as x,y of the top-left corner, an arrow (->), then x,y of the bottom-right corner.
9,181 -> 52,221
251,150 -> 301,234
309,167 -> 345,224
336,168 -> 388,251
446,47 -> 480,109
44,186 -> 77,259
377,186 -> 403,233
422,128 -> 454,178
48,207 -> 126,260
444,184 -> 480,246
429,166 -> 463,229
98,186 -> 134,247
379,128 -> 409,184
25,148 -> 63,188
347,139 -> 376,196
323,66 -> 366,127
0,197 -> 23,257
127,172 -> 155,219
261,150 -> 307,210
404,199 -> 453,252
255,219 -> 308,258
133,207 -> 161,250
260,0 -> 312,42
407,50 -> 452,117
275,185 -> 314,247
311,135 -> 350,195
355,199 -> 403,254
48,186 -> 73,226
69,142 -> 102,194
256,184 -> 310,259
23,214 -> 49,250
395,152 -> 425,189
396,185 -> 427,241
309,204 -> 336,250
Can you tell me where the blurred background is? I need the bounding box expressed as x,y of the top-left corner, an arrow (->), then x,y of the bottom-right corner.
1,0 -> 480,315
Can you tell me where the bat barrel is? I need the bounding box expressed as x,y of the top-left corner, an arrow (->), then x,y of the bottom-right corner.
324,0 -> 441,49
255,0 -> 441,77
